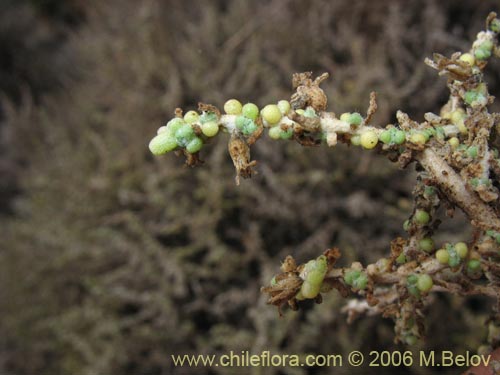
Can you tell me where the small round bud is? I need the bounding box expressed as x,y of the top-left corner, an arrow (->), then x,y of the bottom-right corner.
407,274 -> 418,284
419,237 -> 435,252
242,103 -> 259,120
360,131 -> 378,149
348,112 -> 363,126
149,132 -> 178,155
448,137 -> 459,149
183,110 -> 199,124
393,130 -> 406,145
464,91 -> 479,105
490,18 -> 500,33
242,121 -> 258,136
300,256 -> 327,299
403,219 -> 411,231
340,112 -> 351,122
224,99 -> 243,115
201,121 -> 219,137
467,146 -> 478,158
410,132 -> 427,144
186,137 -> 203,154
350,135 -> 361,146
261,104 -> 282,125
300,280 -> 321,299
352,273 -> 368,290
414,210 -> 430,225
200,111 -> 218,124
450,109 -> 465,124
467,259 -> 481,272
379,130 -> 392,144
455,242 -> 468,259
157,126 -> 169,135
456,119 -> 468,134
396,253 -> 407,264
434,126 -> 445,139
268,126 -> 282,140
175,124 -> 195,147
423,128 -> 434,140
167,117 -> 186,133
459,53 -> 475,66
435,249 -> 449,264
417,274 -> 433,293
474,47 -> 492,60
280,127 -> 293,140
277,100 -> 291,114
474,41 -> 493,61
482,40 -> 494,51
344,270 -> 361,286
464,91 -> 487,107
303,107 -> 317,118
448,248 -> 461,267
235,115 -> 246,130
407,275 -> 420,297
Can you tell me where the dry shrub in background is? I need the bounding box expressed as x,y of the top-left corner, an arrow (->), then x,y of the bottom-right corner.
1,1 -> 500,374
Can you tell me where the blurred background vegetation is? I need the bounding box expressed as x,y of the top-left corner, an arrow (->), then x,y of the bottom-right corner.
1,0 -> 500,374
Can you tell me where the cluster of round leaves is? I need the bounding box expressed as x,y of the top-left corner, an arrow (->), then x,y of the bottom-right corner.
435,242 -> 468,268
434,241 -> 482,277
149,118 -> 197,155
407,274 -> 433,298
352,120 -> 444,151
351,121 -> 449,151
296,255 -> 328,300
198,111 -> 220,137
470,177 -> 492,189
379,127 -> 406,146
224,99 -> 260,136
296,107 -> 317,118
350,131 -> 378,150
224,98 -> 296,140
343,112 -> 380,150
444,107 -> 468,134
474,40 -> 494,61
263,101 -> 295,140
490,18 -> 500,33
340,112 -> 363,126
464,83 -> 488,107
464,91 -> 488,107
449,141 -> 480,164
409,130 -> 430,145
344,269 -> 368,290
148,110 -> 222,155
